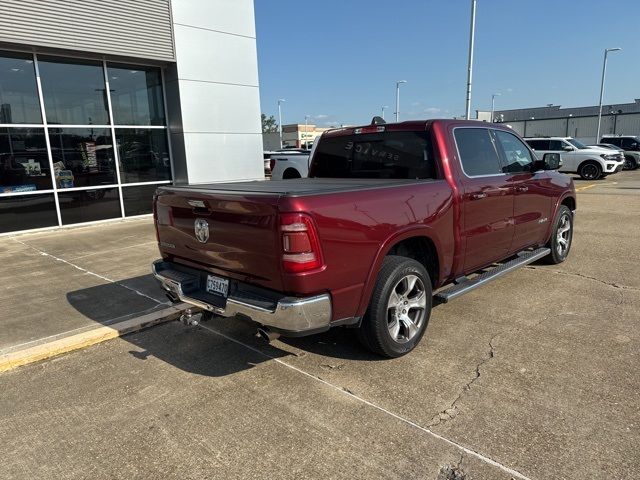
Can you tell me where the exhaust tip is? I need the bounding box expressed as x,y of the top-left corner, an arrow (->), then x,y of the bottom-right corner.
256,327 -> 280,343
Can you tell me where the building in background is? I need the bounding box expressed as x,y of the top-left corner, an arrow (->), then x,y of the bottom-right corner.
0,0 -> 263,235
263,123 -> 332,150
477,99 -> 640,143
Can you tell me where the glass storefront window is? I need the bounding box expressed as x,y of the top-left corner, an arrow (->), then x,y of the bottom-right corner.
0,52 -> 42,124
0,128 -> 51,192
107,64 -> 165,126
48,128 -> 116,188
116,129 -> 171,183
58,188 -> 121,225
38,57 -> 109,125
122,184 -> 162,216
0,193 -> 58,233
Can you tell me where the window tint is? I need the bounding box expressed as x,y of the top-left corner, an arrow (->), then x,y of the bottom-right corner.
526,139 -> 550,150
48,128 -> 116,188
549,140 -> 564,150
603,137 -> 620,146
58,188 -> 121,225
0,193 -> 58,233
116,129 -> 171,183
107,64 -> 165,126
0,128 -> 52,192
494,130 -> 534,173
454,128 -> 502,176
38,57 -> 109,125
0,51 -> 42,124
311,130 -> 436,179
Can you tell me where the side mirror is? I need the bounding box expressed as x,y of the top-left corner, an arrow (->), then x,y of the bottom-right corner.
542,152 -> 562,170
562,145 -> 574,151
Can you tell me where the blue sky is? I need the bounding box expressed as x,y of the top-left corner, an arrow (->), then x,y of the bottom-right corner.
255,0 -> 640,127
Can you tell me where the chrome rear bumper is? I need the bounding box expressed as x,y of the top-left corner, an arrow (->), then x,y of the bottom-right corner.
152,260 -> 332,334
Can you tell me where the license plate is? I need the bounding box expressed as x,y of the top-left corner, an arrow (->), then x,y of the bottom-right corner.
206,274 -> 229,298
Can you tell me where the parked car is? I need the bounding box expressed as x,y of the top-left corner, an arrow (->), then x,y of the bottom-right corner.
152,119 -> 575,357
599,135 -> 640,170
524,137 -> 624,180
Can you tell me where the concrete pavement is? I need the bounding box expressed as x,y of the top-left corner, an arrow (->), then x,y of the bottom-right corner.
1,171 -> 639,479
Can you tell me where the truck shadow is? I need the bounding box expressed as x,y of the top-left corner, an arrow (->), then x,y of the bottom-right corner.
65,275 -> 380,377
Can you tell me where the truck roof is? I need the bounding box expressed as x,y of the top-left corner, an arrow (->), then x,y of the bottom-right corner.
322,119 -> 512,137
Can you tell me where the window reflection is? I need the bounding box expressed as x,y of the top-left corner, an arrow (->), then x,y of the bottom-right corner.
122,184 -> 160,216
48,128 -> 116,188
0,128 -> 51,192
38,57 -> 109,125
107,64 -> 165,126
116,129 -> 170,183
58,188 -> 121,225
0,193 -> 57,233
0,51 -> 42,124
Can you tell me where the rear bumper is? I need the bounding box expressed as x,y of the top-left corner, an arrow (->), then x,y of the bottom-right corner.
152,260 -> 332,335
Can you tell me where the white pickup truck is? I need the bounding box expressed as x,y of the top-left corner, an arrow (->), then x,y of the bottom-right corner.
524,137 -> 624,180
269,140 -> 321,180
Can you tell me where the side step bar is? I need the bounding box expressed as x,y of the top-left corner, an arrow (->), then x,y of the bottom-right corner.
434,247 -> 550,303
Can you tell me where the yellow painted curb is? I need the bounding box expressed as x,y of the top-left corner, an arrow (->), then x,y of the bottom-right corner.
0,305 -> 186,373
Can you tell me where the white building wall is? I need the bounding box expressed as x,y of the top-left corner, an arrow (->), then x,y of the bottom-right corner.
167,0 -> 263,184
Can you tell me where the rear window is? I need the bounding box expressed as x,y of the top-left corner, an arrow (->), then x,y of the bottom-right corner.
526,139 -> 550,150
310,130 -> 436,179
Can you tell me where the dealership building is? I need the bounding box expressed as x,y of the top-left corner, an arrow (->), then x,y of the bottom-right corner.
0,0 -> 263,235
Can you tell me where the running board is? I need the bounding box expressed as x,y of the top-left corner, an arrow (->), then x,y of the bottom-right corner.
434,248 -> 550,303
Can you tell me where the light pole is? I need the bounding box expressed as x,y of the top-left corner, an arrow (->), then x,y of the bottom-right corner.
304,115 -> 309,149
465,0 -> 477,119
490,93 -> 501,122
381,105 -> 388,120
277,98 -> 285,149
395,81 -> 407,122
596,47 -> 621,142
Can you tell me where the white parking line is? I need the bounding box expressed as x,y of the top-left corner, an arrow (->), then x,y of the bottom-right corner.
198,323 -> 533,480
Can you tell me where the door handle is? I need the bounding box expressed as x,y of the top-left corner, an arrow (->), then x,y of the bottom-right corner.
470,192 -> 487,200
515,185 -> 529,193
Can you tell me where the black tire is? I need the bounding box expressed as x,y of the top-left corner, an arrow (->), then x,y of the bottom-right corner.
624,155 -> 639,170
282,168 -> 301,179
578,161 -> 602,180
357,255 -> 432,358
544,205 -> 573,264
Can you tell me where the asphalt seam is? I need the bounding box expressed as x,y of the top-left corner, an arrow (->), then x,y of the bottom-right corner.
197,323 -> 533,480
11,238 -> 170,306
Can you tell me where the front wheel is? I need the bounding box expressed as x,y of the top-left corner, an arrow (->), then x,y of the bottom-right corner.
624,156 -> 639,170
544,205 -> 573,264
357,256 -> 432,358
578,161 -> 602,180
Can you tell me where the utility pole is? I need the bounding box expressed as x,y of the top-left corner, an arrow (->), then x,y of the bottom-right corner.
395,81 -> 407,122
490,93 -> 501,122
304,115 -> 309,149
465,0 -> 477,120
277,99 -> 285,149
381,105 -> 388,120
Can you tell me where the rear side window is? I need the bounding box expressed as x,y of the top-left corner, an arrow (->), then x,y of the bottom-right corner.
310,130 -> 436,179
454,128 -> 502,176
549,140 -> 564,150
526,139 -> 550,150
604,137 -> 621,147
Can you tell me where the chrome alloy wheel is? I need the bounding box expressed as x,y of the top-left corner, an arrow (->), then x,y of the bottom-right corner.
386,274 -> 427,344
556,213 -> 572,257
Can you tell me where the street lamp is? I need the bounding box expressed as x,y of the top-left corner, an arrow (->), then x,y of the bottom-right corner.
490,93 -> 501,122
465,0 -> 477,119
395,81 -> 407,122
304,115 -> 310,149
596,47 -> 622,142
381,105 -> 389,120
277,99 -> 285,149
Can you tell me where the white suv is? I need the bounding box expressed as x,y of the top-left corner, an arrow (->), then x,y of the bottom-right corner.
524,137 -> 624,180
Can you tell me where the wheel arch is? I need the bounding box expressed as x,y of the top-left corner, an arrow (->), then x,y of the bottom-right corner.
355,228 -> 443,318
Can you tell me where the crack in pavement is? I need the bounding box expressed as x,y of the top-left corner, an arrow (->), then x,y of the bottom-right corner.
525,266 -> 640,292
427,336 -> 497,428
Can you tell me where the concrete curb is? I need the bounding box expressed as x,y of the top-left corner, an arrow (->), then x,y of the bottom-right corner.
0,304 -> 187,373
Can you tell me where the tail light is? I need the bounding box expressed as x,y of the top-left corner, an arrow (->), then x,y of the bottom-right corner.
279,213 -> 324,273
269,158 -> 276,172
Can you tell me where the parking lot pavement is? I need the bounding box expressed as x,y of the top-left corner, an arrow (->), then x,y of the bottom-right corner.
1,171 -> 639,479
0,219 -> 170,356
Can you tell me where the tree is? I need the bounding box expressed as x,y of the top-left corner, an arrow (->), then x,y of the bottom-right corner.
261,113 -> 278,133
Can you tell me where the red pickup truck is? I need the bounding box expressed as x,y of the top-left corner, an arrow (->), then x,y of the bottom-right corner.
152,119 -> 575,357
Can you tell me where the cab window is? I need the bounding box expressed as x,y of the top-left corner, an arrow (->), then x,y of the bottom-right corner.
494,130 -> 534,173
454,128 -> 502,176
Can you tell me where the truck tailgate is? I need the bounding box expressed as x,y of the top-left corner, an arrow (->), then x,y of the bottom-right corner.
154,187 -> 284,291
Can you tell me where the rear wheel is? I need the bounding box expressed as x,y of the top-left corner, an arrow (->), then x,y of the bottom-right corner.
578,161 -> 602,180
357,256 -> 432,358
544,205 -> 573,264
282,168 -> 301,179
624,155 -> 639,170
